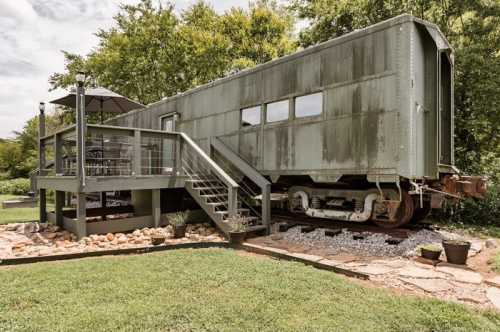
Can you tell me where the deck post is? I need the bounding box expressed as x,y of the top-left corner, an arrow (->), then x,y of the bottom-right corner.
152,189 -> 161,227
38,102 -> 47,223
54,133 -> 63,175
101,192 -> 107,208
55,191 -> 65,227
75,193 -> 87,239
134,130 -> 141,176
262,183 -> 271,233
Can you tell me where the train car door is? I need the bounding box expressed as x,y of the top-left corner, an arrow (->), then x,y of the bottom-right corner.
438,51 -> 453,165
160,114 -> 177,174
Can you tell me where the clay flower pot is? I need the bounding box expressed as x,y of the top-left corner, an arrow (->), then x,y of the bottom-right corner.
151,235 -> 166,246
442,240 -> 471,265
173,224 -> 187,239
421,247 -> 442,260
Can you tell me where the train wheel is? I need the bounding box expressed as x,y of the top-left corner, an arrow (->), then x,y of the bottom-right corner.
410,199 -> 431,223
373,190 -> 414,228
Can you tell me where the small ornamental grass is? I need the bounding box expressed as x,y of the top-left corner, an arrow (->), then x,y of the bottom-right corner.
169,210 -> 189,226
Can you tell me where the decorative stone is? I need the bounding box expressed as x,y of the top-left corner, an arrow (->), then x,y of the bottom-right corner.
486,287 -> 500,309
436,263 -> 483,284
398,266 -> 447,279
485,239 -> 497,249
485,276 -> 500,288
106,233 -> 114,241
354,264 -> 396,276
399,277 -> 453,293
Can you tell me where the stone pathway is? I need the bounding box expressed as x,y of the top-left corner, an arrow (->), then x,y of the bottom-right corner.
0,222 -> 224,259
247,232 -> 500,311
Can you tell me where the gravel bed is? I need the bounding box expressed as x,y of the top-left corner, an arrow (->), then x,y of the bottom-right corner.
282,226 -> 444,257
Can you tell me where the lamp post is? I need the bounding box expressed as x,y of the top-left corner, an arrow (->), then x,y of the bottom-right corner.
38,102 -> 47,223
75,71 -> 86,187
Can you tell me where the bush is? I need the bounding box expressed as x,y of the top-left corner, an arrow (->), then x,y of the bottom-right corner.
433,183 -> 500,226
0,178 -> 31,195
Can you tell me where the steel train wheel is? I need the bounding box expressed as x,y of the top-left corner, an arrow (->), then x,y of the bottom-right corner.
373,190 -> 414,228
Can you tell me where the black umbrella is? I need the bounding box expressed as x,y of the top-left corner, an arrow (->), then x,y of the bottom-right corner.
50,87 -> 144,123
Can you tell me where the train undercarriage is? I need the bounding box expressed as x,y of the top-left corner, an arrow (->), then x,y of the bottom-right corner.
285,174 -> 487,229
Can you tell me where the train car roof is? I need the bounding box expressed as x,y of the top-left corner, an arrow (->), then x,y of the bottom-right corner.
110,14 -> 451,121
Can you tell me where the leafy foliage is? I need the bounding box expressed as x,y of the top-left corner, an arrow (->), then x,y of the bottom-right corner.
49,0 -> 296,105
0,179 -> 31,195
290,0 -> 500,181
434,183 -> 500,226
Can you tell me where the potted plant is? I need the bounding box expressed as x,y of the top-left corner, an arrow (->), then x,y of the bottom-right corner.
419,244 -> 443,260
169,211 -> 189,239
442,239 -> 471,265
151,233 -> 166,245
227,215 -> 248,244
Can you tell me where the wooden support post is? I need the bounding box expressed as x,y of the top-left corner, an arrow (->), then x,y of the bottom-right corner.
54,134 -> 63,175
66,192 -> 72,207
75,193 -> 87,239
39,189 -> 47,224
175,135 -> 183,176
262,183 -> 271,234
134,130 -> 141,176
55,191 -> 65,227
152,189 -> 161,228
101,192 -> 107,208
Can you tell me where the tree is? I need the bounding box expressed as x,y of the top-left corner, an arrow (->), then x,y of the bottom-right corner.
290,0 -> 500,181
49,0 -> 296,105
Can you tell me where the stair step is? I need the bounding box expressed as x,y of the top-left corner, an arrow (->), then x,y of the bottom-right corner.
223,216 -> 259,223
187,179 -> 220,184
215,208 -> 250,216
206,202 -> 227,207
247,225 -> 267,232
195,186 -> 225,191
201,193 -> 227,198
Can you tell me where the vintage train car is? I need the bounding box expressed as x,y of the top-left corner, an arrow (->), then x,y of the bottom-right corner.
107,15 -> 485,228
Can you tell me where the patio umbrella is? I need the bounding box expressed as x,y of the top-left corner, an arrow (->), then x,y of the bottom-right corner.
50,87 -> 144,180
50,87 -> 144,123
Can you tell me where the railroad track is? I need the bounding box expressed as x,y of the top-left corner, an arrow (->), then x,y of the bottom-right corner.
271,211 -> 431,239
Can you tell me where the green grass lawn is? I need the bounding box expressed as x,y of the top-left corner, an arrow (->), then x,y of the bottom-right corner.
0,249 -> 499,331
0,194 -> 54,225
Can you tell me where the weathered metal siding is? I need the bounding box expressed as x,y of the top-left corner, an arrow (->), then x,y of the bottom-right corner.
108,15 -> 452,183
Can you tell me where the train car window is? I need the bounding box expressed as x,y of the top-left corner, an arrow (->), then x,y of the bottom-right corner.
295,92 -> 323,118
241,106 -> 261,127
266,100 -> 289,123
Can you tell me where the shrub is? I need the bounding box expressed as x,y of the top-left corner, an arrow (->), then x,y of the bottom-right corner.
0,178 -> 31,195
433,183 -> 500,226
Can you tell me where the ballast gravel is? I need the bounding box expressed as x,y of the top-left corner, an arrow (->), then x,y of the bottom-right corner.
282,226 -> 444,257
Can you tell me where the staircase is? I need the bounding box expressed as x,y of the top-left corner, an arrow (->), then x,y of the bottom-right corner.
179,133 -> 270,236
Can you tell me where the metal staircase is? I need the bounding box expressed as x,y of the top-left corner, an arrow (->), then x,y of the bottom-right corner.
179,133 -> 270,236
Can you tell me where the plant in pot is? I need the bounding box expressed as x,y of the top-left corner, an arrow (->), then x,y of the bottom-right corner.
227,215 -> 248,244
169,211 -> 189,239
419,244 -> 443,260
442,239 -> 471,265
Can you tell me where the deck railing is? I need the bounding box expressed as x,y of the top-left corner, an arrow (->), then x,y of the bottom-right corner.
39,124 -> 179,178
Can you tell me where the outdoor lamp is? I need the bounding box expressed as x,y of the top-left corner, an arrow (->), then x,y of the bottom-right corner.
39,102 -> 45,114
75,71 -> 85,86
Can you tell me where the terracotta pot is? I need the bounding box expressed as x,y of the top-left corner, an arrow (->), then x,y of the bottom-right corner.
173,224 -> 187,239
421,248 -> 442,260
442,240 -> 471,265
151,235 -> 166,246
229,231 -> 246,244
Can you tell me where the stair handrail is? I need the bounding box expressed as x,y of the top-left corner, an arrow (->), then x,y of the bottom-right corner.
179,132 -> 239,217
210,137 -> 271,230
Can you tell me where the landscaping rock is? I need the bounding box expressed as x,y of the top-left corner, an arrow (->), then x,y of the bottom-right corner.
486,287 -> 500,309
485,239 -> 497,249
436,263 -> 483,284
485,276 -> 500,288
399,277 -> 453,293
398,266 -> 448,279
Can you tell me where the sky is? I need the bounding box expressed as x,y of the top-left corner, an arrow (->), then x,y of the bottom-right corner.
0,0 -> 248,138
